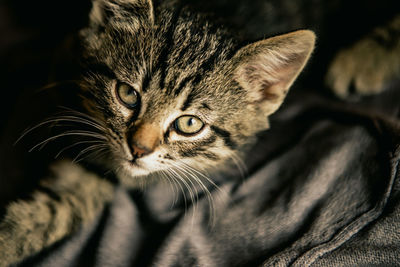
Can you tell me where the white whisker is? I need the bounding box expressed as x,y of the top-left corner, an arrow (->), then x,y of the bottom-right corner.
164,168 -> 188,211
29,131 -> 107,152
229,152 -> 248,179
159,170 -> 179,208
55,140 -> 106,159
73,144 -> 108,163
15,111 -> 106,145
174,162 -> 217,227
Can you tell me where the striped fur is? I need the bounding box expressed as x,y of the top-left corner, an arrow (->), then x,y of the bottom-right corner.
0,0 -> 315,265
2,0 -> 400,265
0,162 -> 114,266
79,0 -> 314,183
326,14 -> 400,98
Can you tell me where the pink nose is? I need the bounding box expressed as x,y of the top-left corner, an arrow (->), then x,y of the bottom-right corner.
131,142 -> 151,158
129,123 -> 160,159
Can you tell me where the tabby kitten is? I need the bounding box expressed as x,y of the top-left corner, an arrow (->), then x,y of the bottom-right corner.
2,0 -> 316,265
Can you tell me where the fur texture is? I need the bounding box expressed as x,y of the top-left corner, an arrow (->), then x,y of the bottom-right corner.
78,0 -> 314,183
326,14 -> 400,98
3,0 -> 400,265
0,1 -> 315,264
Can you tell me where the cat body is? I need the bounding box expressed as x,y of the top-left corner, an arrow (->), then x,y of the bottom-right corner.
1,0 -> 400,265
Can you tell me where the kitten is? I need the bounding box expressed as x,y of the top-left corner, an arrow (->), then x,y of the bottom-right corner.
2,0 -> 400,265
0,0 -> 314,264
78,0 -> 314,184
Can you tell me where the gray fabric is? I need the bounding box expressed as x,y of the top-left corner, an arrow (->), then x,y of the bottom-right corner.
16,87 -> 400,267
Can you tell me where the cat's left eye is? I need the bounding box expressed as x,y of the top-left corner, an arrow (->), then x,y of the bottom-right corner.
174,115 -> 204,135
116,82 -> 139,108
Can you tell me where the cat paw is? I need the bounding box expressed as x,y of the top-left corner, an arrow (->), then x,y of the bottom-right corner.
325,35 -> 400,99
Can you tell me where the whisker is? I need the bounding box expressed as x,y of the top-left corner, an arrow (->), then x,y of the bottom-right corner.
174,166 -> 200,207
180,162 -> 223,194
159,170 -> 179,208
74,148 -> 109,165
52,116 -> 107,131
166,168 -> 193,215
55,140 -> 106,159
174,163 -> 217,227
169,163 -> 204,227
73,144 -> 108,163
15,116 -> 106,146
29,130 -> 107,152
169,167 -> 196,206
166,168 -> 187,208
57,107 -> 106,128
229,152 -> 248,179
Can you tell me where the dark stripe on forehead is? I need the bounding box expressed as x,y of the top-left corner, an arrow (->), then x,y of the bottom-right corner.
197,41 -> 225,73
172,41 -> 225,96
180,91 -> 196,111
201,102 -> 212,110
157,4 -> 184,90
210,125 -> 237,149
141,71 -> 151,93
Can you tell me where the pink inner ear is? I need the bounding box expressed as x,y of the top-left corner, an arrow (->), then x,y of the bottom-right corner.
260,84 -> 284,101
241,63 -> 285,103
233,30 -> 315,115
241,52 -> 306,103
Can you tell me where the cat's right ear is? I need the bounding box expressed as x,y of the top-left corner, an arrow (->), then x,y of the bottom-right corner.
89,0 -> 154,29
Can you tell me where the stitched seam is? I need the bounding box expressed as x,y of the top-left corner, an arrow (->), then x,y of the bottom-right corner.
292,144 -> 400,267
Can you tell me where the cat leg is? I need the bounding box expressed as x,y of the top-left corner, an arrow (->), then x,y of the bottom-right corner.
325,14 -> 400,98
0,161 -> 114,266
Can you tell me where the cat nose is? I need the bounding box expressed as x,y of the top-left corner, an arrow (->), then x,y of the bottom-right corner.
129,123 -> 160,159
131,142 -> 151,158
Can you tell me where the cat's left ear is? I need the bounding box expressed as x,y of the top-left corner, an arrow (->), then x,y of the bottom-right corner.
233,30 -> 315,116
89,0 -> 154,29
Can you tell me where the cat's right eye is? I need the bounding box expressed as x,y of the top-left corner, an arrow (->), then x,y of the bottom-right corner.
116,82 -> 140,109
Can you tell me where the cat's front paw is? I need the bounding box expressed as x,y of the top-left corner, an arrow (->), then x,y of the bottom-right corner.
325,28 -> 400,99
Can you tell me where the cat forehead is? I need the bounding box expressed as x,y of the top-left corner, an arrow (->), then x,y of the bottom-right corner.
83,14 -> 237,96
84,8 -> 235,63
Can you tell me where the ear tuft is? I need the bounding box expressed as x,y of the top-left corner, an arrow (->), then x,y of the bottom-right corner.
234,30 -> 315,115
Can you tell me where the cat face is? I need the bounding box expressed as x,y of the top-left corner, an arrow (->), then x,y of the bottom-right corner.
78,0 -> 314,183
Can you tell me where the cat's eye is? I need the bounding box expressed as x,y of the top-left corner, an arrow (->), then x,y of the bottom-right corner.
174,115 -> 204,135
116,82 -> 139,108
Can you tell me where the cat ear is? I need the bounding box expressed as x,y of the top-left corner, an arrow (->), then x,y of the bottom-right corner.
233,30 -> 315,116
89,0 -> 154,28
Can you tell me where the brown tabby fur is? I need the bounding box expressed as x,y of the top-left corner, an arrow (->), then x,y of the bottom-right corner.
1,0 -> 400,265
